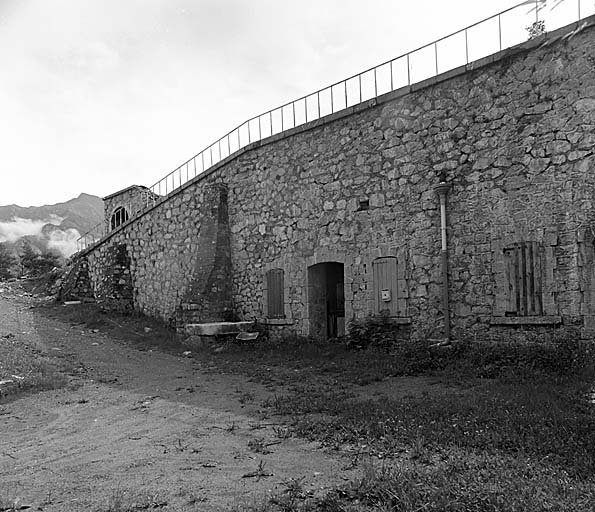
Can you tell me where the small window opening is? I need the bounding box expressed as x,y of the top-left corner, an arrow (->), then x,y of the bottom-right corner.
357,199 -> 370,211
110,206 -> 129,230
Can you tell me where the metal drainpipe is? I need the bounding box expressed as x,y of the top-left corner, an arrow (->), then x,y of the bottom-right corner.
433,182 -> 450,340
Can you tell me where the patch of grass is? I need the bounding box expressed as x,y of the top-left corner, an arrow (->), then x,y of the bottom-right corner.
274,379 -> 595,475
0,335 -> 66,401
321,453 -> 595,512
94,488 -> 168,512
247,437 -> 271,454
230,334 -> 595,512
238,390 -> 255,404
39,302 -> 184,354
202,336 -> 401,387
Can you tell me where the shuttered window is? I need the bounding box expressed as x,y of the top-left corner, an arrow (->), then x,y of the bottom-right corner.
372,257 -> 399,316
266,268 -> 285,318
503,242 -> 543,316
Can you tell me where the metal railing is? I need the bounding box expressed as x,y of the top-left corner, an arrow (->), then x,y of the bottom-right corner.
77,0 -> 593,252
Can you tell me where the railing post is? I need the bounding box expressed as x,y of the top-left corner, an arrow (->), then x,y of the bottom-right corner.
358,74 -> 362,103
374,68 -> 378,97
317,92 -> 321,119
465,29 -> 469,64
578,0 -> 581,20
344,80 -> 348,108
434,42 -> 439,75
305,97 -> 308,123
407,54 -> 411,85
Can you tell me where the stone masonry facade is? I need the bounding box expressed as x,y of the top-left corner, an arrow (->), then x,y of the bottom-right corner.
71,17 -> 595,341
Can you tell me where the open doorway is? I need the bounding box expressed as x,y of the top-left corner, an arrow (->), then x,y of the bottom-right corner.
307,262 -> 345,339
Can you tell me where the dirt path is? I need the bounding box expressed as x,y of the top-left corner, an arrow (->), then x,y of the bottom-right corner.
0,290 -> 357,511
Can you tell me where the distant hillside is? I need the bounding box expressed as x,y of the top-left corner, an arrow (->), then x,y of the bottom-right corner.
0,193 -> 104,257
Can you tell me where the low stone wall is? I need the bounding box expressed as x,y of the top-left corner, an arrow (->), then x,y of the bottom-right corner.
59,258 -> 93,301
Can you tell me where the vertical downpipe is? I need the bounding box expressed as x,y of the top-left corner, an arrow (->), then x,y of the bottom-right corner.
433,182 -> 450,340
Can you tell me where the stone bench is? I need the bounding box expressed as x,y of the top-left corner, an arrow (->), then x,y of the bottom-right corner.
183,321 -> 253,337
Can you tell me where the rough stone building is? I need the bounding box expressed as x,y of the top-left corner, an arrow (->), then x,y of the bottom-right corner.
67,16 -> 595,342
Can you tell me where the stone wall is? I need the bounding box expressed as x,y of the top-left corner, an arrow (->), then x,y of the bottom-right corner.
75,17 -> 595,340
81,183 -> 231,326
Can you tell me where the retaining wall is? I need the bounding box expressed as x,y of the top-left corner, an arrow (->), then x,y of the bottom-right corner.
74,18 -> 595,340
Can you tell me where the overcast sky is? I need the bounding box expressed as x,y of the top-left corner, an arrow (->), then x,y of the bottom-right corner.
0,0 -> 583,206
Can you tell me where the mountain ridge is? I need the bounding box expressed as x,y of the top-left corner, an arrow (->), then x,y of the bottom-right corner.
0,193 -> 104,257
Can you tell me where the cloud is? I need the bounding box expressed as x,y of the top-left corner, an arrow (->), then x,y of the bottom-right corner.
46,228 -> 80,257
0,215 -> 79,257
0,216 -> 61,242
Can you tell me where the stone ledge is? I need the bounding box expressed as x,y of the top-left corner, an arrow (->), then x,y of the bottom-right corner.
489,316 -> 562,326
262,318 -> 294,326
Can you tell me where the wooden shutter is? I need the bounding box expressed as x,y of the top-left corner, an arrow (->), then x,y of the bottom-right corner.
266,269 -> 284,318
372,257 -> 398,316
503,242 -> 543,316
